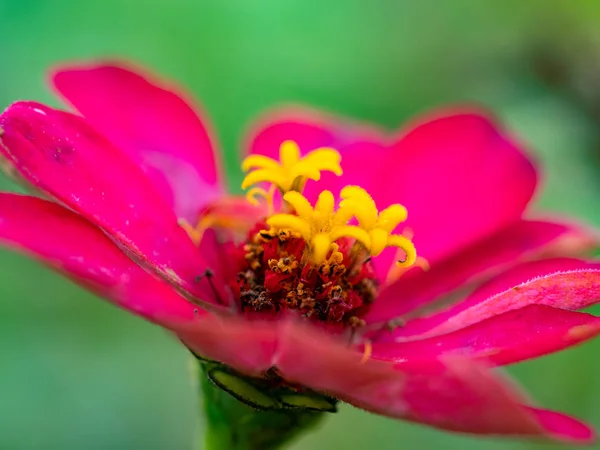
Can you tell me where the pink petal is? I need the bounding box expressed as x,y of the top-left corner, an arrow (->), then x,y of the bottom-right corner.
198,228 -> 246,284
393,258 -> 600,341
371,305 -> 600,366
388,357 -> 541,437
366,220 -> 598,324
198,194 -> 267,241
526,408 -> 595,444
274,323 -> 574,439
178,316 -> 279,376
180,315 -> 594,441
248,107 -> 537,268
373,109 -> 537,266
52,62 -> 224,222
245,106 -> 389,201
0,193 -> 199,327
0,101 -> 223,307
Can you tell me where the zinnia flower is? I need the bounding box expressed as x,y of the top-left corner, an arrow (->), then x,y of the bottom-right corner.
1,61 -> 600,444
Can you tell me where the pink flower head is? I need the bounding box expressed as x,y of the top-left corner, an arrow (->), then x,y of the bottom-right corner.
1,61 -> 600,443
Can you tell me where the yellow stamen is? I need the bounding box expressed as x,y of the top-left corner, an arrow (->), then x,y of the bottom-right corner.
386,235 -> 417,267
280,140 -> 300,168
329,225 -> 371,249
240,142 -> 416,271
267,213 -> 312,241
245,185 -> 275,215
312,233 -> 333,264
264,187 -> 416,268
241,154 -> 281,172
377,204 -> 408,233
179,215 -> 224,245
283,190 -> 314,220
336,186 -> 415,266
315,190 -> 335,216
266,190 -> 373,264
339,185 -> 378,229
386,255 -> 430,284
360,340 -> 372,364
180,195 -> 268,245
178,218 -> 203,245
241,140 -> 343,195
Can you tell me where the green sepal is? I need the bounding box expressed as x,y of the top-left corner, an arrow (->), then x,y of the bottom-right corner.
278,393 -> 337,412
206,366 -> 281,410
190,350 -> 219,365
198,359 -> 332,450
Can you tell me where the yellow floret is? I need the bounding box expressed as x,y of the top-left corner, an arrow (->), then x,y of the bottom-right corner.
241,140 -> 343,195
337,186 -> 416,267
266,190 -> 371,264
240,140 -> 415,269
266,187 -> 416,268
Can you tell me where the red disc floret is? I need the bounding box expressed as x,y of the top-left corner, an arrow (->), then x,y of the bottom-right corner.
234,221 -> 379,326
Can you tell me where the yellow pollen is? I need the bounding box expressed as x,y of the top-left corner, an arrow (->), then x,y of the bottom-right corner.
265,187 -> 416,267
241,140 -> 343,195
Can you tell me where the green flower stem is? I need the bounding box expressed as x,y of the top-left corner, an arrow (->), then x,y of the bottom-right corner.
198,362 -> 325,450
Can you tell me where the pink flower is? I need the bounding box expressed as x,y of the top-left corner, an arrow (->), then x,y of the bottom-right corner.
1,61 -> 600,443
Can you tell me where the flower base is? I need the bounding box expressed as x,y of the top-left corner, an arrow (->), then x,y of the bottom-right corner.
198,359 -> 329,450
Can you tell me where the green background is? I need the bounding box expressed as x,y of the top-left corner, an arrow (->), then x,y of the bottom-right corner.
1,1 -> 600,449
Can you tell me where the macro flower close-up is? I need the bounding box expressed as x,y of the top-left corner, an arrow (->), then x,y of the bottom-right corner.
1,59 -> 600,449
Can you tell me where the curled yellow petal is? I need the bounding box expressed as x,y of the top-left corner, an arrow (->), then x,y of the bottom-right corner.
289,161 -> 323,182
387,234 -> 417,267
280,140 -> 301,168
240,140 -> 344,196
329,225 -> 371,249
377,204 -> 408,232
240,154 -> 281,172
311,233 -> 333,264
283,191 -> 314,220
241,169 -> 286,190
339,186 -> 378,229
315,190 -> 335,216
266,214 -> 312,240
369,228 -> 389,257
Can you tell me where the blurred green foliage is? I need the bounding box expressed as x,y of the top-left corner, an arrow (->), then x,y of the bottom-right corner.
1,1 -> 600,449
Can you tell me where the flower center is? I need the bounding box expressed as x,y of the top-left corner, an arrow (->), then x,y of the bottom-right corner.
238,225 -> 378,325
234,141 -> 416,326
